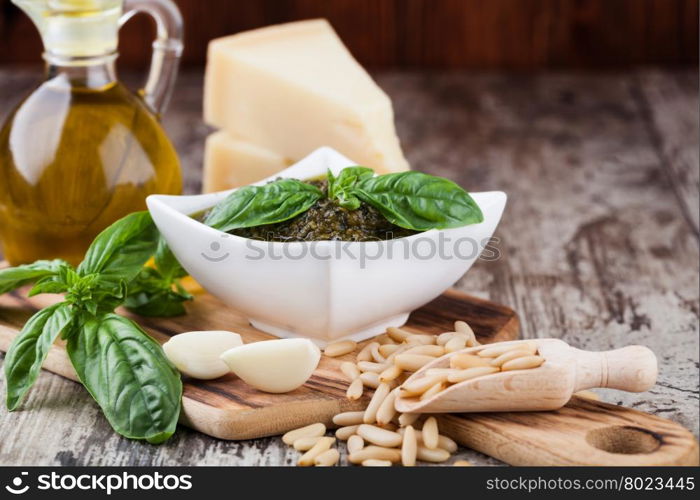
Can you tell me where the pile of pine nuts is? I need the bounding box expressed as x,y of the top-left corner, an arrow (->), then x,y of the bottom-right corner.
399,340 -> 545,400
284,321 -> 482,466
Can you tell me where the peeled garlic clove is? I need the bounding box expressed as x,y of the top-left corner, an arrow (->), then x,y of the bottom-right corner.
163,330 -> 243,379
220,338 -> 321,393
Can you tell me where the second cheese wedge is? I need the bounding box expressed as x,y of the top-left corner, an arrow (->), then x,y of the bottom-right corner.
204,19 -> 410,174
203,131 -> 291,192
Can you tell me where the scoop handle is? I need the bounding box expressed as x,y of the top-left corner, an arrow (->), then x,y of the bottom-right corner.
573,345 -> 657,393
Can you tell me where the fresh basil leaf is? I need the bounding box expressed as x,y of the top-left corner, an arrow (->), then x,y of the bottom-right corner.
125,267 -> 191,317
66,313 -> 182,443
77,211 -> 159,285
327,167 -> 374,210
4,302 -> 75,410
154,238 -> 186,281
353,171 -> 484,231
0,260 -> 69,295
28,275 -> 69,297
204,179 -> 323,232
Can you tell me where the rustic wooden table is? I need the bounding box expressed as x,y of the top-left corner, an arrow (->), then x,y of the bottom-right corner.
0,68 -> 697,466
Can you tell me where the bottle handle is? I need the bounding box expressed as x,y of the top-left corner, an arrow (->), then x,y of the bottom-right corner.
120,0 -> 184,115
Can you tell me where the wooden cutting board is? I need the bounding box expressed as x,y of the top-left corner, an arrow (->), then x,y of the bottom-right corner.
0,286 -> 697,466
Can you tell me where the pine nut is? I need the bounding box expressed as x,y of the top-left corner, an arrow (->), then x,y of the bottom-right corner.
324,340 -> 357,357
314,448 -> 340,466
357,424 -> 403,447
444,334 -> 467,353
447,366 -> 500,384
453,460 -> 472,466
298,436 -> 335,466
370,343 -> 385,363
385,344 -> 411,363
401,425 -> 418,466
398,412 -> 421,427
349,446 -> 401,464
437,332 -> 458,346
437,434 -> 458,453
379,364 -> 403,383
422,416 -> 439,449
425,368 -> 456,376
293,436 -> 324,451
478,341 -> 537,358
406,334 -> 436,345
416,446 -> 451,463
377,421 -> 398,431
394,354 -> 435,372
387,327 -> 412,342
450,353 -> 492,369
282,422 -> 326,445
340,361 -> 361,381
363,382 -> 391,423
346,377 -> 363,400
333,411 -> 365,426
375,333 -> 396,345
401,373 -> 448,396
379,344 -> 400,357
398,429 -> 458,453
420,381 -> 445,400
404,345 -> 445,357
490,349 -> 532,367
359,371 -> 380,388
356,342 -> 378,362
455,321 -> 478,346
362,459 -> 392,467
376,387 -> 399,425
501,355 -> 545,371
347,434 -> 364,454
357,360 -> 389,373
335,425 -> 360,441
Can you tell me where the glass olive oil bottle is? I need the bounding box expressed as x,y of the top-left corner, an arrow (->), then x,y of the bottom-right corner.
0,0 -> 184,265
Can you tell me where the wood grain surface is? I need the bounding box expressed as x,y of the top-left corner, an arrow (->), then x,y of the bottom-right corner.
0,0 -> 697,69
0,287 -> 519,438
0,68 -> 697,465
2,289 -> 697,466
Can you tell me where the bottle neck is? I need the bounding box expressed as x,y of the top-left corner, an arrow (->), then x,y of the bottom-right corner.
44,52 -> 118,90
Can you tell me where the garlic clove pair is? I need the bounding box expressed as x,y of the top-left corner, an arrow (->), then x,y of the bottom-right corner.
163,331 -> 321,393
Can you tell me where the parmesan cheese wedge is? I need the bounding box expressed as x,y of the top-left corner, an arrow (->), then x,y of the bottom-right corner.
203,131 -> 291,192
203,19 -> 410,178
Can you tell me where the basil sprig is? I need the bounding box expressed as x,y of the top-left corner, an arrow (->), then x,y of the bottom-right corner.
327,167 -> 374,210
1,212 -> 185,443
204,179 -> 323,232
208,167 -> 483,232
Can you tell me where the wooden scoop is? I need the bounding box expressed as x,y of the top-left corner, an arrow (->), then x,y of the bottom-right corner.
395,339 -> 657,414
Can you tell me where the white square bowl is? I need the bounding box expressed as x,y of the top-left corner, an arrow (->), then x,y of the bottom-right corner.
147,147 -> 506,346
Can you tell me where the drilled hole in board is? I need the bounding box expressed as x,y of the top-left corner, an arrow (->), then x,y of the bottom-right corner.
586,425 -> 661,454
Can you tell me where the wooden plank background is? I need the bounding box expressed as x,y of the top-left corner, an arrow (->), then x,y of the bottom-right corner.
0,67 -> 697,465
0,0 -> 697,69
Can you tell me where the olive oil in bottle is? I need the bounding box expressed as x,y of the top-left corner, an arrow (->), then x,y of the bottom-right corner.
0,0 -> 184,265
